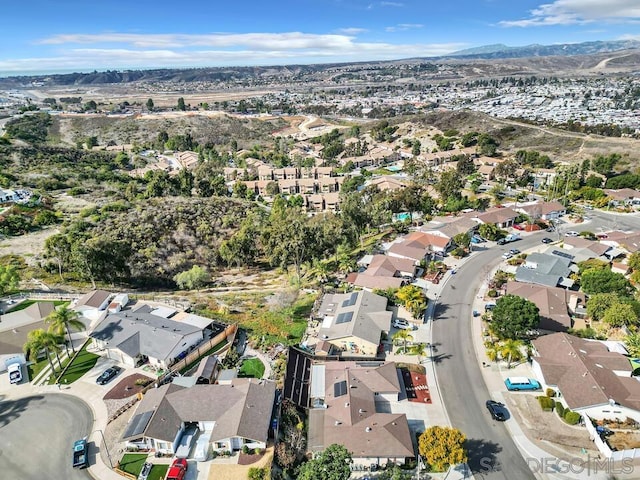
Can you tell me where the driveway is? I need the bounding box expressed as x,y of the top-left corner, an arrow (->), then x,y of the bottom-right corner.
0,393 -> 93,479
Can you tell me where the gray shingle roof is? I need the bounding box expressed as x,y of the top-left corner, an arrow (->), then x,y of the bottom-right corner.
90,308 -> 203,362
123,379 -> 276,444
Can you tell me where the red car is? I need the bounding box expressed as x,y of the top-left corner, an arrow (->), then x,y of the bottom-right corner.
513,224 -> 524,231
166,458 -> 188,480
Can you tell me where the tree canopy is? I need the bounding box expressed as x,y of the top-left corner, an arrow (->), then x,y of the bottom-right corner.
581,268 -> 633,296
490,294 -> 540,340
297,444 -> 352,480
418,426 -> 468,472
0,265 -> 20,296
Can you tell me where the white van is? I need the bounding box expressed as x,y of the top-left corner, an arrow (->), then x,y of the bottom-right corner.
7,362 -> 22,384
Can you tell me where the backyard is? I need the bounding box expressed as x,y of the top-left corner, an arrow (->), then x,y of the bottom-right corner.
118,453 -> 168,480
199,292 -> 316,346
6,299 -> 68,312
238,358 -> 265,378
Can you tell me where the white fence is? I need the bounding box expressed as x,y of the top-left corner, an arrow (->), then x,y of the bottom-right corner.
583,414 -> 640,461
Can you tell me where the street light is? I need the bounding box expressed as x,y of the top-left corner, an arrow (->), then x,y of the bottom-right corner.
92,429 -> 113,469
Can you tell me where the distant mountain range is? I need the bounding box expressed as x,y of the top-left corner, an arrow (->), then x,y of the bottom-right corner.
446,40 -> 640,59
2,39 -> 640,86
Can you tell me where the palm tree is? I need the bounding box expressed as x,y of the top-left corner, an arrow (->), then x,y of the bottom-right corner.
396,285 -> 428,319
499,339 -> 525,369
484,341 -> 500,364
45,305 -> 85,354
23,329 -> 64,375
392,329 -> 413,354
410,343 -> 429,362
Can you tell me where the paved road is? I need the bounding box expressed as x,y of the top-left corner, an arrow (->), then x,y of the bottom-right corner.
0,393 -> 93,480
434,234 -> 544,480
433,210 -> 640,479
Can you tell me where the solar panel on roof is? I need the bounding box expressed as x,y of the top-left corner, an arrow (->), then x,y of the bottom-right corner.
552,250 -> 574,260
342,292 -> 358,307
334,380 -> 347,397
335,311 -> 354,324
122,411 -> 153,439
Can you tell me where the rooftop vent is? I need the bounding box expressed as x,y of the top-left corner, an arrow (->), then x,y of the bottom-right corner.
365,427 -> 372,432
335,421 -> 341,426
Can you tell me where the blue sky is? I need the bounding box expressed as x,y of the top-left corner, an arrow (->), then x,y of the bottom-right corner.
1,0 -> 640,75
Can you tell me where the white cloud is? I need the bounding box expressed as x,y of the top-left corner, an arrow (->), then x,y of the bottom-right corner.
1,33 -> 466,72
500,0 -> 640,27
385,23 -> 424,32
380,1 -> 404,6
336,27 -> 368,35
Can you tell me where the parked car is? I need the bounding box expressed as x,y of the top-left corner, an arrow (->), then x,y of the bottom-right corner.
546,226 -> 555,232
496,238 -> 507,245
392,319 -> 414,330
138,462 -> 153,480
486,400 -> 507,421
72,438 -> 89,469
509,249 -> 520,255
541,237 -> 552,244
7,361 -> 22,384
513,224 -> 524,231
166,458 -> 188,480
96,366 -> 122,385
565,231 -> 579,237
504,377 -> 541,391
501,252 -> 513,260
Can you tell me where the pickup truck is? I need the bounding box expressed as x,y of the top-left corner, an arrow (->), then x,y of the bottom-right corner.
72,438 -> 89,469
166,458 -> 188,480
7,361 -> 22,384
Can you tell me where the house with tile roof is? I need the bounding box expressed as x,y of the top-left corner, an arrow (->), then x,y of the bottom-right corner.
474,207 -> 519,228
122,378 -> 276,455
350,255 -> 415,291
516,201 -> 566,221
532,333 -> 640,422
307,361 -> 414,466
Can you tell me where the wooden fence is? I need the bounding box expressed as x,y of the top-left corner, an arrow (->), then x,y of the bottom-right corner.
168,323 -> 237,374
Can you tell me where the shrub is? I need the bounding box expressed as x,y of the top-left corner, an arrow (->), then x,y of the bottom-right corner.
555,402 -> 565,418
242,445 -> 250,454
564,411 -> 581,425
537,396 -> 555,411
546,388 -> 556,398
487,289 -> 498,298
253,448 -> 263,455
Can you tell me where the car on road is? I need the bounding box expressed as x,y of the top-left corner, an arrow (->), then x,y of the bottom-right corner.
166,458 -> 188,480
504,377 -> 541,391
509,249 -> 520,255
501,252 -> 513,260
541,237 -> 552,244
96,366 -> 122,385
486,400 -> 507,421
565,231 -> 579,237
392,319 -> 414,330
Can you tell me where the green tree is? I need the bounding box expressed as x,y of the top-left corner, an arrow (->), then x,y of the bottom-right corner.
456,155 -> 476,175
44,233 -> 72,281
624,332 -> 640,358
23,329 -> 64,375
396,284 -> 428,319
177,97 -> 186,111
491,294 -> 540,340
418,426 -> 468,472
478,223 -> 504,241
602,303 -> 638,327
45,305 -> 85,354
378,466 -> 413,480
581,268 -> 632,296
392,329 -> 414,354
586,293 -> 619,321
435,170 -> 464,203
453,232 -> 471,249
499,339 -> 525,369
146,98 -> 154,111
297,444 -> 352,480
629,252 -> 640,272
0,265 -> 20,296
173,265 -> 209,290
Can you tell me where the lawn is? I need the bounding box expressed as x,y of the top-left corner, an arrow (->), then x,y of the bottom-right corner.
118,454 -> 168,480
7,299 -> 68,313
27,357 -> 48,381
51,339 -> 99,385
239,358 -> 265,378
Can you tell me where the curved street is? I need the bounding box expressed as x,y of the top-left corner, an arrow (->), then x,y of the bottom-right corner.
0,393 -> 93,480
432,211 -> 639,479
